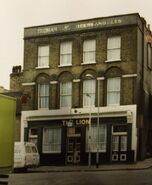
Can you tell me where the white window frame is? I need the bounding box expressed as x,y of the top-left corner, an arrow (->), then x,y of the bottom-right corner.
107,77 -> 121,106
106,36 -> 121,62
83,79 -> 95,107
37,45 -> 49,68
38,84 -> 49,109
42,127 -> 62,153
60,41 -> 72,66
86,124 -> 107,152
60,81 -> 72,108
83,39 -> 96,64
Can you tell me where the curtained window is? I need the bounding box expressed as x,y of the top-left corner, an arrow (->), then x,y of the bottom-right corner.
107,36 -> 121,61
83,40 -> 96,64
86,124 -> 107,152
43,127 -> 61,153
60,41 -> 72,66
83,79 -> 95,107
107,77 -> 120,106
38,45 -> 49,67
38,84 -> 49,109
60,81 -> 72,108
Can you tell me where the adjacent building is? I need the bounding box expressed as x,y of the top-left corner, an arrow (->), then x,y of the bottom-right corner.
10,13 -> 152,165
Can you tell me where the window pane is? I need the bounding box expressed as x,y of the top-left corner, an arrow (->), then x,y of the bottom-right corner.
120,136 -> 127,151
112,136 -> 119,151
60,42 -> 72,65
107,78 -> 120,106
60,82 -> 72,108
38,46 -> 49,67
43,127 -> 61,153
107,37 -> 121,61
83,40 -> 96,63
86,124 -> 107,152
83,79 -> 95,107
38,84 -> 49,109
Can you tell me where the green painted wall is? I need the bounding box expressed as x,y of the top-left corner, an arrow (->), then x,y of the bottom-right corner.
0,94 -> 16,174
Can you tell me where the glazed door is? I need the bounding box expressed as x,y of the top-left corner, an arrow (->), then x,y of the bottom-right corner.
67,137 -> 81,164
112,135 -> 127,162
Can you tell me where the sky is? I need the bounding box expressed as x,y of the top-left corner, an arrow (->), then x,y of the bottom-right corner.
0,0 -> 152,89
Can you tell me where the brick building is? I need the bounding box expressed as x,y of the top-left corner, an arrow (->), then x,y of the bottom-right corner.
10,13 -> 152,165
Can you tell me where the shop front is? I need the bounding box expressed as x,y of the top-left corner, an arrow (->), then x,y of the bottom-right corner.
24,115 -> 136,166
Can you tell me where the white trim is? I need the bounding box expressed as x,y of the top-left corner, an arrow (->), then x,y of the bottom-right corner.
73,79 -> 80,83
35,66 -> 50,69
105,59 -> 121,63
81,61 -> 96,65
22,82 -> 36,86
122,74 -> 137,78
50,81 -> 58,84
58,64 -> 72,67
97,77 -> 105,80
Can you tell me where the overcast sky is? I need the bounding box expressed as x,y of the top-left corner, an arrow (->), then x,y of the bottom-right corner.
0,0 -> 152,89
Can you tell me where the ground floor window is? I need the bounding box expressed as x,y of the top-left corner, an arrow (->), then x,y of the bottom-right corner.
42,127 -> 61,153
86,124 -> 107,152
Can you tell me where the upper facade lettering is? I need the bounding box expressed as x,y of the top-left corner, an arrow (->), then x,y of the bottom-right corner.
24,14 -> 141,38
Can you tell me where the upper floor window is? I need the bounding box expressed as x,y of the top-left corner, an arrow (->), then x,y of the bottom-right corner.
38,45 -> 49,67
60,81 -> 72,108
83,40 -> 96,64
83,79 -> 95,107
107,77 -> 120,106
60,41 -> 72,66
38,84 -> 49,109
107,36 -> 121,62
147,43 -> 152,70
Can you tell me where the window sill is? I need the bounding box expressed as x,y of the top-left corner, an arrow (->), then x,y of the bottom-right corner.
36,66 -> 50,69
81,61 -> 96,65
105,59 -> 121,63
58,64 -> 72,67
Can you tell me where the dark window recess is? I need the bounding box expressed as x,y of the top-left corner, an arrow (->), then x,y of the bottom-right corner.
30,128 -> 38,135
113,125 -> 127,132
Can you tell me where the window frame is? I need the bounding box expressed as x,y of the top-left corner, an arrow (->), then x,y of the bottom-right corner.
86,124 -> 107,152
37,45 -> 50,68
107,77 -> 121,106
106,36 -> 121,62
59,41 -> 72,66
38,83 -> 49,109
42,127 -> 62,154
83,79 -> 96,107
82,39 -> 96,64
60,81 -> 72,108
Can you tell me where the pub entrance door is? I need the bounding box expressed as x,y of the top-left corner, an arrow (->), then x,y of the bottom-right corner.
66,127 -> 81,164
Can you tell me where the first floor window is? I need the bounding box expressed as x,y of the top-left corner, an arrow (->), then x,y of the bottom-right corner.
107,36 -> 121,61
38,45 -> 49,67
83,79 -> 95,107
60,41 -> 72,66
83,39 -> 96,64
86,124 -> 107,152
107,77 -> 120,106
38,84 -> 49,109
43,127 -> 61,153
60,81 -> 72,108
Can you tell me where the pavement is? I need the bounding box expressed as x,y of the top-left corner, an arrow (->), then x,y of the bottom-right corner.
29,158 -> 152,173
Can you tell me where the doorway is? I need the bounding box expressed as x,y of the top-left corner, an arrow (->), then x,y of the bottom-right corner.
112,134 -> 127,162
66,127 -> 81,164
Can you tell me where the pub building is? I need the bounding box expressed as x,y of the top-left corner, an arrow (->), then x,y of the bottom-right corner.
11,13 -> 152,165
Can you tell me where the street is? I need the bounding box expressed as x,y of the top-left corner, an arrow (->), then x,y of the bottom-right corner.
8,169 -> 152,185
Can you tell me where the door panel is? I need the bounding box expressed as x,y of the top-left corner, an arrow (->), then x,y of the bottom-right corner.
112,135 -> 127,162
67,137 -> 80,164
